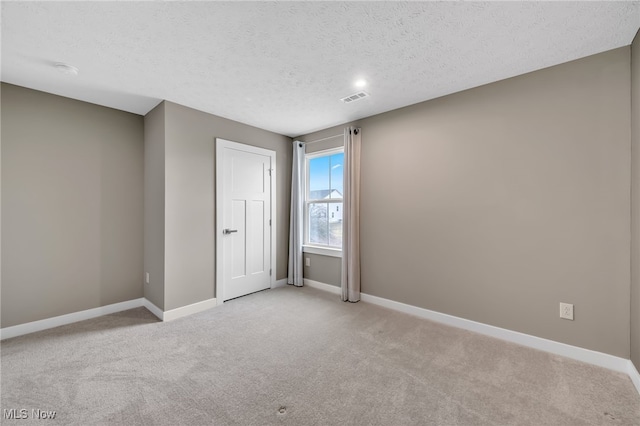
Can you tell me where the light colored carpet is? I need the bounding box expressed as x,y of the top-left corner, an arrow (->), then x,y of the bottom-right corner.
1,285 -> 639,425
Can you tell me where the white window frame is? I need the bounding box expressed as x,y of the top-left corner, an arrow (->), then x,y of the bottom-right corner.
303,147 -> 343,258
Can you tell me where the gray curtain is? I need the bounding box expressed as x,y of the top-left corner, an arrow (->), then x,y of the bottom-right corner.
341,127 -> 361,302
288,140 -> 305,286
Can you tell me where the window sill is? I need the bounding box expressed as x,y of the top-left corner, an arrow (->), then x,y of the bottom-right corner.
303,245 -> 342,258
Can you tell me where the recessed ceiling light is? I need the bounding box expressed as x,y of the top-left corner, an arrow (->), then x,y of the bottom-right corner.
54,62 -> 79,76
354,79 -> 367,88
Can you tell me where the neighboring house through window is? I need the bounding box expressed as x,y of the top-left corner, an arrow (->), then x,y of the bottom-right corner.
304,148 -> 343,256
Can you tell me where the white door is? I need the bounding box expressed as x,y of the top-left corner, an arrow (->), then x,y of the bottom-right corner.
216,139 -> 276,302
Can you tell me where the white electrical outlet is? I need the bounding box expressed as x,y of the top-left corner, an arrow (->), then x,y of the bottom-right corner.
145,272 -> 150,284
305,258 -> 310,267
559,302 -> 574,320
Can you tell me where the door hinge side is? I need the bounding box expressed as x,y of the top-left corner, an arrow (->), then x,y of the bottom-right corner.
269,269 -> 272,276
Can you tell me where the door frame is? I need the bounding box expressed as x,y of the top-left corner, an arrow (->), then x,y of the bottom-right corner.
215,138 -> 276,304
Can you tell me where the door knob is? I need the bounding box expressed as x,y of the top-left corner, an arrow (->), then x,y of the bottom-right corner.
223,229 -> 238,235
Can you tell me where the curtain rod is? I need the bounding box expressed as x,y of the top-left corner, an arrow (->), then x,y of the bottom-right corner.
300,134 -> 343,144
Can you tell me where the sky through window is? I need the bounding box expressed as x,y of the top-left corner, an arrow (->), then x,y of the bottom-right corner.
309,153 -> 343,196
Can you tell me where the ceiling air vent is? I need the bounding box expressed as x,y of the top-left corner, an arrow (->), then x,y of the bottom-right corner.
340,91 -> 369,103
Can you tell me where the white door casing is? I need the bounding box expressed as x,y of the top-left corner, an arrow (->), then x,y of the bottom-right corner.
216,139 -> 276,303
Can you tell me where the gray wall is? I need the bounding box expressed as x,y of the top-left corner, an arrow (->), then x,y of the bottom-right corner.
297,47 -> 632,358
1,83 -> 144,327
157,101 -> 291,311
304,253 -> 341,287
631,33 -> 640,368
305,135 -> 343,154
144,102 -> 166,309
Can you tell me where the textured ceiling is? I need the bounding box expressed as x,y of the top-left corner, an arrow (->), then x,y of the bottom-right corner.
2,2 -> 639,137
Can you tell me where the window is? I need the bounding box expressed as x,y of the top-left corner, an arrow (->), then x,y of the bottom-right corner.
305,148 -> 343,254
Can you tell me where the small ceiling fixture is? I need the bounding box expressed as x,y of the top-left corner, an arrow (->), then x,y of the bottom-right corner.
354,79 -> 367,88
54,62 -> 79,76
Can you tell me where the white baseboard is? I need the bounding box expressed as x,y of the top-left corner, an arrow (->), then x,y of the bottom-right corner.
629,361 -> 640,395
304,280 -> 637,394
273,278 -> 288,289
142,298 -> 164,321
0,298 -> 145,340
1,296 -> 220,339
359,292 -> 630,374
304,278 -> 341,295
163,298 -> 217,321
4,283 -> 638,397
